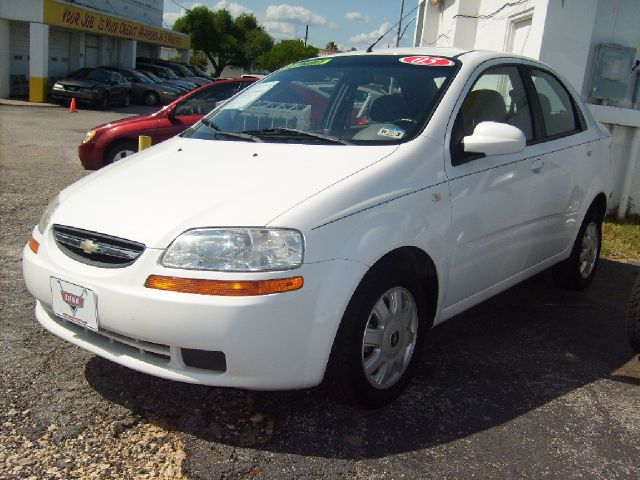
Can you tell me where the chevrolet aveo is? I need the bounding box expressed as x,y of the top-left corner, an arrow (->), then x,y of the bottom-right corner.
23,49 -> 611,407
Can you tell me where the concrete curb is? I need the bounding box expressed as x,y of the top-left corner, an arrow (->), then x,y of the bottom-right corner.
0,98 -> 59,107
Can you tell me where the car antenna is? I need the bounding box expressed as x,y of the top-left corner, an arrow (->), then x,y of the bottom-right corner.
366,2 -> 420,53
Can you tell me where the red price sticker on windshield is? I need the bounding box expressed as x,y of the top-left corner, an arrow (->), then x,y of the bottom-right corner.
399,56 -> 455,67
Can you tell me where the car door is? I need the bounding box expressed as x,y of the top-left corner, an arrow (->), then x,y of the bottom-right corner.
519,67 -> 590,260
444,63 -> 545,308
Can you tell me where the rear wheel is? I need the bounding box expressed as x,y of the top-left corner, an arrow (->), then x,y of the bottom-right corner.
552,208 -> 602,290
105,140 -> 137,165
628,275 -> 640,353
122,93 -> 131,107
324,258 -> 428,408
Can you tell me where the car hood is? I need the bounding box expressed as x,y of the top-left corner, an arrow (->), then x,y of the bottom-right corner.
58,79 -> 104,88
54,137 -> 398,248
92,113 -> 155,131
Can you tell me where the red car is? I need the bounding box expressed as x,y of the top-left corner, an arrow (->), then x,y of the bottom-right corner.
78,78 -> 256,169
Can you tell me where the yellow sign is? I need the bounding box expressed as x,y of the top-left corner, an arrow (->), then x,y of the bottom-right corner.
43,0 -> 191,49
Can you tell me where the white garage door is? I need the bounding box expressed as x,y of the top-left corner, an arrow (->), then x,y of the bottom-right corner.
49,28 -> 71,78
137,42 -> 154,59
85,35 -> 99,67
9,21 -> 29,77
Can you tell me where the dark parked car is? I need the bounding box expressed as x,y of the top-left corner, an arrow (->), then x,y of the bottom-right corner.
78,78 -> 256,168
136,69 -> 190,95
179,62 -> 214,81
136,63 -> 197,91
629,274 -> 640,353
52,68 -> 131,109
101,66 -> 183,106
138,58 -> 211,86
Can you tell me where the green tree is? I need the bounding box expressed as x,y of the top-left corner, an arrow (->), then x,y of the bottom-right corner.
325,41 -> 339,51
257,40 -> 319,72
173,6 -> 273,77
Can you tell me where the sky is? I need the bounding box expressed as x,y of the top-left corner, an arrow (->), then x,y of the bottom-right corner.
162,0 -> 417,52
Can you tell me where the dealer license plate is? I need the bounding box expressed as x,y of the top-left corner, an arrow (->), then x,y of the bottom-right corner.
50,278 -> 99,331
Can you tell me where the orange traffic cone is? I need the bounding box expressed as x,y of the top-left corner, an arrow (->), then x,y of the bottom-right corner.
69,97 -> 78,113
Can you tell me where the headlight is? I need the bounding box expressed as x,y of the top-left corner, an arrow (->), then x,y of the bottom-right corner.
53,83 -> 64,91
162,228 -> 304,271
37,195 -> 60,234
82,130 -> 96,144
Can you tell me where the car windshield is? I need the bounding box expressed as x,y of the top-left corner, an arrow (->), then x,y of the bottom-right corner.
184,55 -> 458,145
134,71 -> 153,83
140,70 -> 161,83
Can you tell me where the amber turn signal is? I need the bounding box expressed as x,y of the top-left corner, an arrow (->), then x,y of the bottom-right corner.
144,275 -> 304,296
28,236 -> 40,254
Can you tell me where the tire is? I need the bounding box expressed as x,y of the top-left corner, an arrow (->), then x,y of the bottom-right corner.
628,275 -> 640,353
98,93 -> 109,110
122,93 -> 131,107
144,92 -> 160,106
104,140 -> 138,166
552,207 -> 603,290
324,258 -> 429,408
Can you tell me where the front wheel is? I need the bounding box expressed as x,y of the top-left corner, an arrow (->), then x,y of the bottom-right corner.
105,140 -> 137,166
553,208 -> 602,290
324,259 -> 428,408
122,93 -> 131,107
144,91 -> 160,106
627,275 -> 640,353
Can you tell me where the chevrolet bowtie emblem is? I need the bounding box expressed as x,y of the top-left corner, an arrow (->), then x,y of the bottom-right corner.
79,239 -> 99,254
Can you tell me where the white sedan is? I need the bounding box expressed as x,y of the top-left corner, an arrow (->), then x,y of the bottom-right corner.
23,48 -> 610,407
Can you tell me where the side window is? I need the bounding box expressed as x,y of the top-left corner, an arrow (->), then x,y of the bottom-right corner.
451,65 -> 533,162
530,69 -> 580,138
175,83 -> 239,116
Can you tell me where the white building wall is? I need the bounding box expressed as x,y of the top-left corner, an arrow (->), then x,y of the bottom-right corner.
0,0 -> 43,23
537,0 -> 599,94
93,0 -> 163,28
583,0 -> 640,104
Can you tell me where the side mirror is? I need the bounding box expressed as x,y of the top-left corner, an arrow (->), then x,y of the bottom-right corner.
165,104 -> 177,119
463,121 -> 526,156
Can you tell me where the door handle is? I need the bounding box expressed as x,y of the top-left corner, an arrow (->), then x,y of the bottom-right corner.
531,159 -> 544,173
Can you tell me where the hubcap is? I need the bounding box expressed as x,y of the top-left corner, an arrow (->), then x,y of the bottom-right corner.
361,287 -> 418,390
579,221 -> 599,278
112,149 -> 135,162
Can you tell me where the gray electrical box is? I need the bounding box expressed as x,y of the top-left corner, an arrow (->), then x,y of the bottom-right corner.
589,44 -> 637,101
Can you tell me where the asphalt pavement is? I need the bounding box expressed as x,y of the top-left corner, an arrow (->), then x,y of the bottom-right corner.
0,103 -> 638,479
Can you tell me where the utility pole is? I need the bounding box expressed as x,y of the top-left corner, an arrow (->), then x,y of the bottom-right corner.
396,0 -> 405,47
304,25 -> 308,46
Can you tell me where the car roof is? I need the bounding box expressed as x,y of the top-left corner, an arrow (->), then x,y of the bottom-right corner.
318,47 -> 547,68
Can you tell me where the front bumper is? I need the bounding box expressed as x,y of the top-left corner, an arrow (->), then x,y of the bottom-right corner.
52,90 -> 101,103
23,228 -> 366,389
78,141 -> 103,170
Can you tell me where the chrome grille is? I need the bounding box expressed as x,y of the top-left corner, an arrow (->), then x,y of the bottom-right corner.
53,225 -> 145,268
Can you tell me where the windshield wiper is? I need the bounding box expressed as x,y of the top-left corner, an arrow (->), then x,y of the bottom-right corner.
201,118 -> 261,142
241,127 -> 351,145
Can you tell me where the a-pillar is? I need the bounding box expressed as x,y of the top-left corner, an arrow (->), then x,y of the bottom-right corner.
0,19 -> 10,98
118,39 -> 136,69
180,49 -> 190,63
69,32 -> 86,72
29,22 -> 49,103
